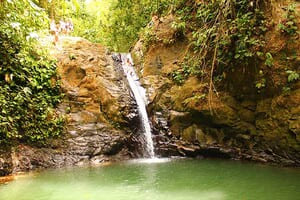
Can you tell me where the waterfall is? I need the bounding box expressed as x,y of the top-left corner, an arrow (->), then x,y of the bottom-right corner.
120,53 -> 155,158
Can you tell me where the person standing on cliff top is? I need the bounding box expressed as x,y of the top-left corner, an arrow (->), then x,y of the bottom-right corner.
126,58 -> 132,66
59,20 -> 66,34
149,12 -> 162,31
149,13 -> 159,27
50,20 -> 56,34
50,20 -> 59,45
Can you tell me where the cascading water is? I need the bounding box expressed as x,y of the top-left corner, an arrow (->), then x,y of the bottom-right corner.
120,53 -> 155,158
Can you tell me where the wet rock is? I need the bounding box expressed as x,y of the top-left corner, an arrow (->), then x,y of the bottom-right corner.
0,148 -> 13,176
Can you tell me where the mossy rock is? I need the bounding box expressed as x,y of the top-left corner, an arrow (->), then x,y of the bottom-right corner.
182,125 -> 198,142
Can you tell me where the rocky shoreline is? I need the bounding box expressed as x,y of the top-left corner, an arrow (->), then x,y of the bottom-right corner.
150,111 -> 300,167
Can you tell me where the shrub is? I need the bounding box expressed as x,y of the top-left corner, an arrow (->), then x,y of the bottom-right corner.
286,70 -> 299,83
278,4 -> 299,36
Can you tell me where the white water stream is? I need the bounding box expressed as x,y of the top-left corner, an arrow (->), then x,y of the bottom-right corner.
120,53 -> 155,158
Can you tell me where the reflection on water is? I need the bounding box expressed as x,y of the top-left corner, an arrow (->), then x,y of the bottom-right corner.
128,158 -> 172,164
0,159 -> 299,200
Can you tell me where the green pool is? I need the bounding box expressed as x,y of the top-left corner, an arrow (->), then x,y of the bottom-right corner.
0,158 -> 299,200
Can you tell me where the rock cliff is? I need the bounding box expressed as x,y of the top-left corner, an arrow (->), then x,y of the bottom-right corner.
131,2 -> 300,166
0,37 -> 138,176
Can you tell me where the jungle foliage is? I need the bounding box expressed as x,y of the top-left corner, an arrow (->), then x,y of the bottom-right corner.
27,0 -> 184,51
0,0 -> 63,145
99,0 -> 183,51
167,0 -> 298,96
170,0 -> 268,85
29,0 -> 173,51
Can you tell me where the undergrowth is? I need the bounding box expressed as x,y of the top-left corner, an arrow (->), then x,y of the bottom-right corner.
166,0 -> 269,107
278,4 -> 298,36
0,0 -> 64,145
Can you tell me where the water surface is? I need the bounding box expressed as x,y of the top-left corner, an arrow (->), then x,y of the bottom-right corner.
0,158 -> 299,200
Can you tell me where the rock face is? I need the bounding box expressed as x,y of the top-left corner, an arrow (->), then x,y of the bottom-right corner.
131,6 -> 300,166
0,37 -> 138,176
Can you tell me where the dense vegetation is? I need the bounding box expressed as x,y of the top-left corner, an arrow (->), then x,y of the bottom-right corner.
99,0 -> 181,51
136,0 -> 299,100
0,0 -> 63,145
169,0 -> 270,96
33,0 -> 182,51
